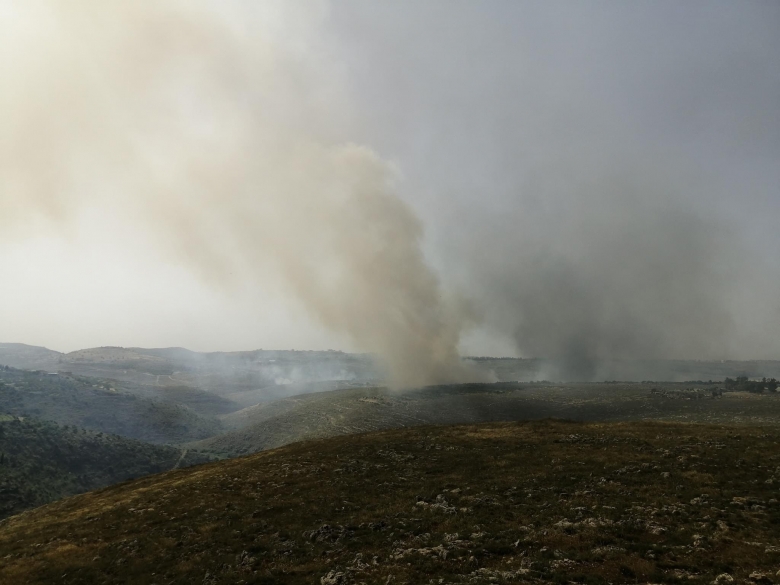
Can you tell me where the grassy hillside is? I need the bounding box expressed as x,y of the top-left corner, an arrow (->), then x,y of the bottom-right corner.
147,385 -> 241,416
194,382 -> 780,457
0,415 -> 212,519
0,367 -> 222,444
2,420 -> 780,584
102,379 -> 242,417
221,380 -> 367,409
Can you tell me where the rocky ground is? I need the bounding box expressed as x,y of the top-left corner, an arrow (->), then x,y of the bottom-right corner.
2,419 -> 780,584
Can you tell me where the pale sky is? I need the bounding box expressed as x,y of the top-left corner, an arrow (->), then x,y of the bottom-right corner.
1,1 -> 778,364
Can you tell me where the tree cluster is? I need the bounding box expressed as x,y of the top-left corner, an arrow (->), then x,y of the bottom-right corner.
724,376 -> 778,393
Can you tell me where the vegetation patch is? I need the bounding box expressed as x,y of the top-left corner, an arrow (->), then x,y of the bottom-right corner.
0,416 -> 212,518
0,367 -> 222,443
2,420 -> 780,584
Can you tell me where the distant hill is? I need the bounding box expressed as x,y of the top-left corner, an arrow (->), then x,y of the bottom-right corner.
3,343 -> 779,392
194,382 -> 780,457
55,346 -> 379,394
0,343 -> 380,399
3,420 -> 780,584
0,367 -> 222,444
0,414 -> 211,519
473,356 -> 780,382
0,343 -> 62,370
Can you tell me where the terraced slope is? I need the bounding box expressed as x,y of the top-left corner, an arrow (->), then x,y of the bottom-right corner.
3,420 -> 780,584
196,382 -> 780,456
0,415 -> 212,519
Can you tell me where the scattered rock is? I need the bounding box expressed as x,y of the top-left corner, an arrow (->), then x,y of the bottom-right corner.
305,524 -> 351,543
591,545 -> 626,557
468,567 -> 529,583
415,494 -> 457,514
321,570 -> 346,585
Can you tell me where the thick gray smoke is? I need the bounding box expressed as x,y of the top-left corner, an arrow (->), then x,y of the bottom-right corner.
455,168 -> 745,380
0,1 -> 472,387
330,1 -> 780,380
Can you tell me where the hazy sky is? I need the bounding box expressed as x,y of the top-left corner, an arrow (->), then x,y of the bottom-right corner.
1,1 -> 778,368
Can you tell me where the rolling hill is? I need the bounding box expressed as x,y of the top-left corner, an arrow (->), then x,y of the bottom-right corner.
0,344 -> 380,398
193,382 -> 780,457
0,343 -> 62,370
2,420 -> 779,584
4,343 -> 780,395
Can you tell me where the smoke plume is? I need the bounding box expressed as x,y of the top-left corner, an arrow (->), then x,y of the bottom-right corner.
451,167 -> 746,380
0,1 -> 470,387
329,1 -> 780,380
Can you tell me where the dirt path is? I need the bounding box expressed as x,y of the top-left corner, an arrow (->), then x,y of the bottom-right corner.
172,448 -> 188,470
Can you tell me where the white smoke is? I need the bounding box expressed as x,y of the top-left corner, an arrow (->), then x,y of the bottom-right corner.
0,1 -> 474,387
